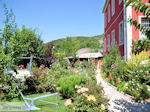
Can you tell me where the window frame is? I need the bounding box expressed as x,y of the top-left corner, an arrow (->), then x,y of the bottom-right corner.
119,21 -> 124,46
111,29 -> 115,47
112,0 -> 115,16
108,4 -> 110,22
108,35 -> 110,51
104,13 -> 106,28
104,38 -> 106,52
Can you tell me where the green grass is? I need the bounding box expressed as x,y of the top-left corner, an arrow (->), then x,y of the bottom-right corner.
8,93 -> 67,112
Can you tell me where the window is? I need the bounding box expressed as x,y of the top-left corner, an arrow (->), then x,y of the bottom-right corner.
104,38 -> 106,52
108,35 -> 110,51
111,30 -> 115,47
141,18 -> 150,29
119,0 -> 122,4
119,21 -> 123,45
112,0 -> 115,16
104,13 -> 106,28
108,4 -> 110,22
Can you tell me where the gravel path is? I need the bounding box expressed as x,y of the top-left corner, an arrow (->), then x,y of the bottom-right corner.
96,65 -> 150,112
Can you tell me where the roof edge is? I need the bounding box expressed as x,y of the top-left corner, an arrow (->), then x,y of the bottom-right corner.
102,0 -> 110,13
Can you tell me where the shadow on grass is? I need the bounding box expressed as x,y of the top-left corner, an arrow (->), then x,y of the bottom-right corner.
113,99 -> 150,112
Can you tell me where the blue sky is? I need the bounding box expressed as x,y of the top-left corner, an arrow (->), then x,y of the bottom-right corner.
0,0 -> 105,43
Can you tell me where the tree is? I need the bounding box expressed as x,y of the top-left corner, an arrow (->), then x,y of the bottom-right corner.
1,3 -> 17,54
9,26 -> 45,65
0,3 -> 15,72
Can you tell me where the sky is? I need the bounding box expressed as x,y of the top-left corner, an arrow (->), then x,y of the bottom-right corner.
0,0 -> 105,43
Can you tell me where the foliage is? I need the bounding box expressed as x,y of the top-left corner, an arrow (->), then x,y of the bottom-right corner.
53,35 -> 104,60
102,44 -> 121,77
25,65 -> 56,93
0,72 -> 25,101
103,45 -> 150,101
127,51 -> 150,68
38,42 -> 55,67
126,0 -> 150,38
132,39 -> 150,54
66,80 -> 108,112
9,26 -> 44,66
124,81 -> 150,102
59,59 -> 69,68
57,75 -> 87,98
49,64 -> 75,81
1,3 -> 17,54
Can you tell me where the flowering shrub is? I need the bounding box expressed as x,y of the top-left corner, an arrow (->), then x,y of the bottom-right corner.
66,80 -> 108,112
102,44 -> 121,77
102,47 -> 150,101
25,65 -> 56,93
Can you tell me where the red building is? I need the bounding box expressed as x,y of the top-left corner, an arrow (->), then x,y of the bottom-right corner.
103,0 -> 150,60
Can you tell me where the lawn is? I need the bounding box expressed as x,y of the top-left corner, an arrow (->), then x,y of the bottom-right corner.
9,93 -> 67,112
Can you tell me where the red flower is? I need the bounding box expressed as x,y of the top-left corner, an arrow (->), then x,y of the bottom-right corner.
115,76 -> 118,84
109,72 -> 112,79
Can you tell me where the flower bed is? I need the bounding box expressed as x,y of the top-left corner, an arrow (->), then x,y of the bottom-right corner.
102,44 -> 150,102
65,80 -> 108,112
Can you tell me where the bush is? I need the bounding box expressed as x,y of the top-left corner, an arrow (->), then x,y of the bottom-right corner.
124,81 -> 150,102
25,65 -> 56,93
121,51 -> 150,101
103,46 -> 150,101
0,73 -> 25,101
66,80 -> 108,112
102,44 -> 121,77
57,75 -> 87,98
132,39 -> 150,54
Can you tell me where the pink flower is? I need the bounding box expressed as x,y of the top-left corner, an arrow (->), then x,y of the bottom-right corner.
64,99 -> 72,106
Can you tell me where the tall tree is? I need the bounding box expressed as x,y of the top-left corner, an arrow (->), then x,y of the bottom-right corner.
9,25 -> 44,61
1,3 -> 17,54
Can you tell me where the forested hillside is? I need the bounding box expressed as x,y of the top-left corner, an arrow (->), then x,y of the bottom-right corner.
52,34 -> 104,59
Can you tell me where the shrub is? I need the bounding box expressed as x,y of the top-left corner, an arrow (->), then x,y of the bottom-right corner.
120,51 -> 150,101
132,39 -> 150,54
57,75 -> 87,98
66,80 -> 108,112
0,73 -> 25,101
25,65 -> 56,93
124,81 -> 150,102
102,44 -> 121,77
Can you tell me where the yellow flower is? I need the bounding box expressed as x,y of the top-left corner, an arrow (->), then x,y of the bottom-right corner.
87,95 -> 96,102
101,104 -> 105,110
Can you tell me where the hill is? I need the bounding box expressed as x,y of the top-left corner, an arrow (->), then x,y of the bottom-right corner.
52,34 -> 104,59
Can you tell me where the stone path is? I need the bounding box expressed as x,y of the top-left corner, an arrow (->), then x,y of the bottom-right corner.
96,65 -> 150,112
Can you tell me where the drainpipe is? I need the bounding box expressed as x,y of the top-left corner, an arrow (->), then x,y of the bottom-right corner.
123,0 -> 127,61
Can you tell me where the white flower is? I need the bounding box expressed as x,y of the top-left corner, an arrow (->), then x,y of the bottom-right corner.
140,60 -> 149,65
125,83 -> 128,86
140,70 -> 143,72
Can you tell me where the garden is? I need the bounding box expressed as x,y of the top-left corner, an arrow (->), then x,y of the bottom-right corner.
101,43 -> 150,102
0,1 -> 150,112
0,4 -> 109,112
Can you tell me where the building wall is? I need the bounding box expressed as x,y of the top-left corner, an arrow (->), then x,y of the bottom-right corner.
104,0 -> 124,56
132,0 -> 150,40
104,0 -> 149,58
